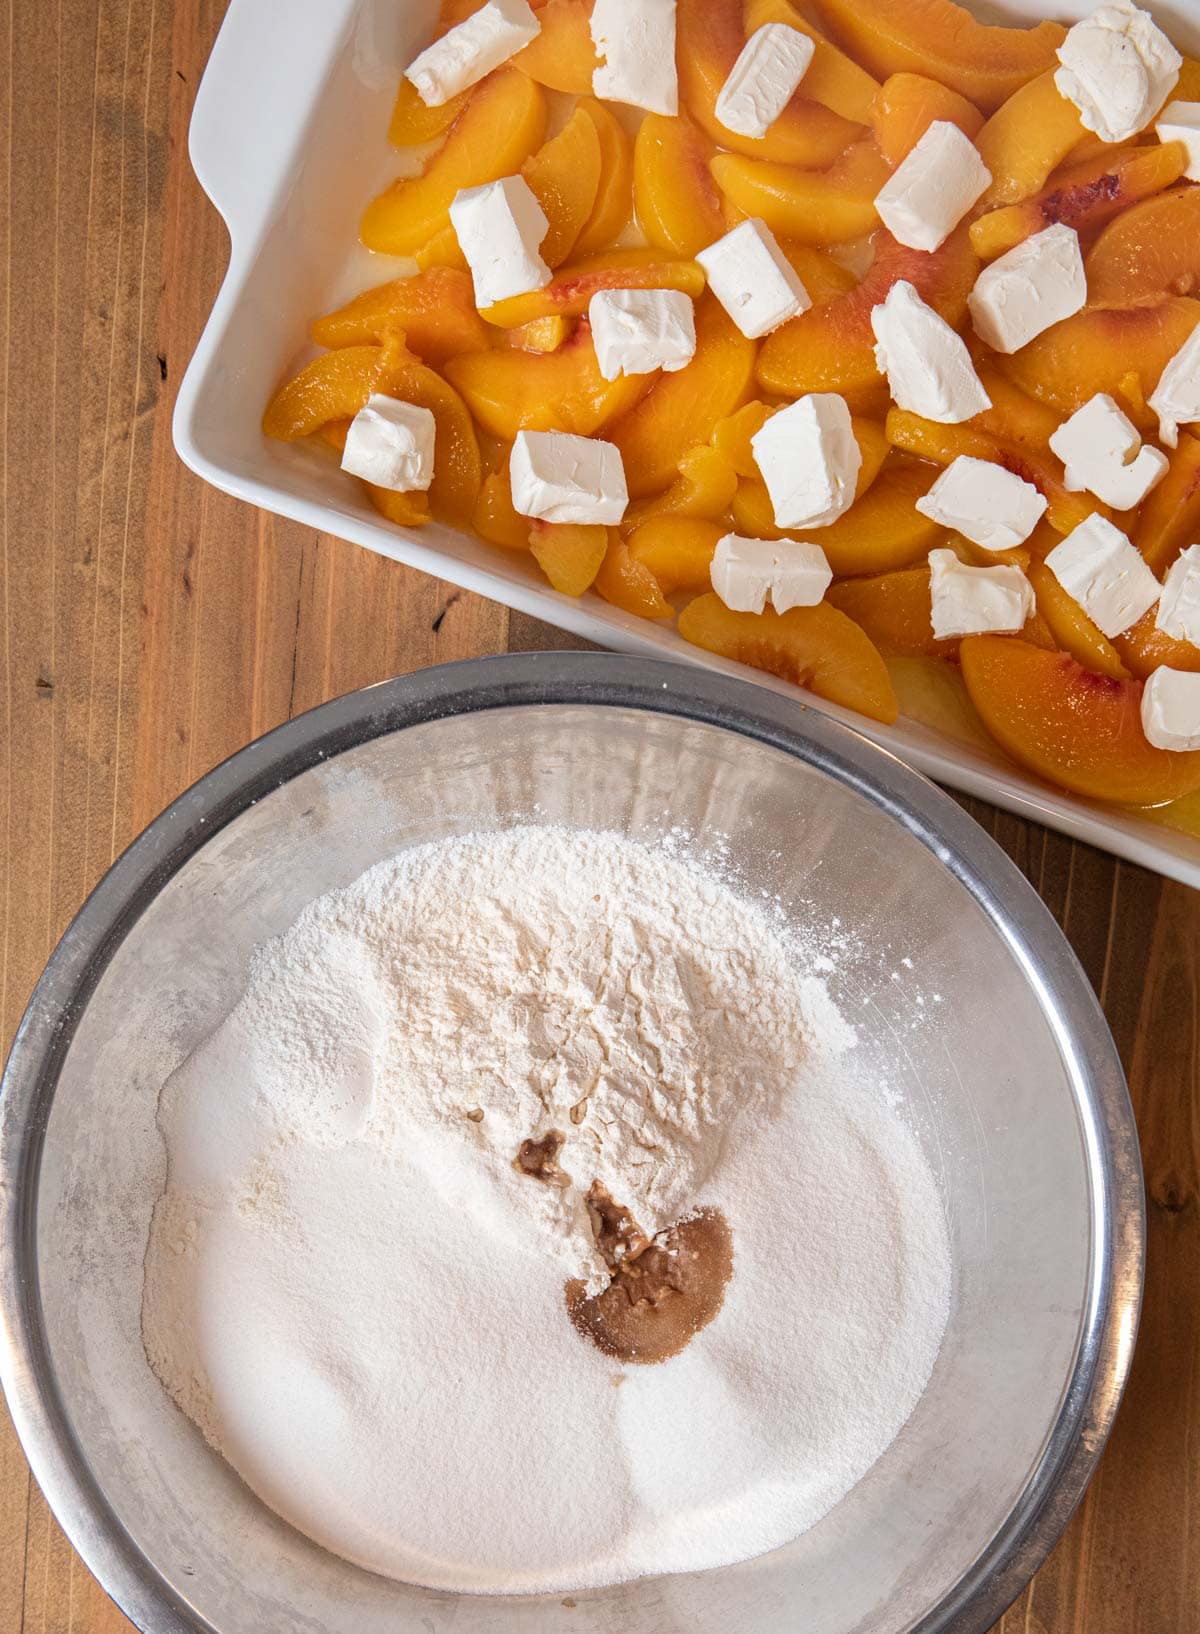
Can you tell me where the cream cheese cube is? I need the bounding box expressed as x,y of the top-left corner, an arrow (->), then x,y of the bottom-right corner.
509,430 -> 628,524
696,218 -> 812,339
449,176 -> 550,308
1156,100 -> 1200,180
588,289 -> 697,380
1141,666 -> 1200,751
1155,543 -> 1200,646
1054,0 -> 1181,144
710,535 -> 832,614
715,24 -> 815,139
405,0 -> 540,106
1047,393 -> 1168,508
871,281 -> 991,423
591,0 -> 678,114
928,548 -> 1035,638
1148,323 -> 1200,448
1044,514 -> 1161,637
967,224 -> 1087,355
750,394 -> 861,529
873,121 -> 992,253
341,395 -> 437,492
915,456 -> 1048,550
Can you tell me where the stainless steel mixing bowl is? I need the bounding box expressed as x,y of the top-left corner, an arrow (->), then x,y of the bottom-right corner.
0,652 -> 1143,1634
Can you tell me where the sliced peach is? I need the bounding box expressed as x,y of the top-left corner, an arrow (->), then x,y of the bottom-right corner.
593,535 -> 673,618
779,243 -> 858,302
885,408 -> 1103,535
999,299 -> 1200,434
732,461 -> 942,572
529,521 -> 609,595
368,486 -> 432,528
827,567 -> 952,657
870,73 -> 983,168
678,593 -> 899,723
757,225 -> 979,405
622,445 -> 738,527
1178,55 -> 1200,99
634,113 -> 730,258
970,365 -> 1063,451
415,225 -> 469,272
310,268 -> 490,362
436,0 -> 487,32
521,105 -> 602,268
473,466 -> 529,549
403,365 -> 482,526
1026,560 -> 1131,681
480,247 -> 706,328
263,340 -> 410,441
677,0 -> 865,170
388,80 -> 469,148
1134,431 -> 1200,577
445,318 -> 646,439
960,636 -> 1200,804
1086,187 -> 1200,305
744,0 -> 880,123
610,298 -> 758,497
627,516 -> 724,593
973,70 -> 1085,208
503,315 -> 573,352
574,99 -> 635,254
721,403 -> 891,495
808,0 -> 1064,111
711,139 -> 890,245
511,0 -> 596,93
361,70 -> 546,255
1114,609 -> 1200,680
969,142 -> 1188,261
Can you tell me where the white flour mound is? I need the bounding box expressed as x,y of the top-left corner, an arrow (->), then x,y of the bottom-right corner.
141,825 -> 952,1594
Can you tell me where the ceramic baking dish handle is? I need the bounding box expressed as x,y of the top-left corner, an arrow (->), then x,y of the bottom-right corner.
188,0 -> 356,250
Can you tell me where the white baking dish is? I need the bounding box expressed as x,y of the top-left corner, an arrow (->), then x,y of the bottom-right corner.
173,0 -> 1200,888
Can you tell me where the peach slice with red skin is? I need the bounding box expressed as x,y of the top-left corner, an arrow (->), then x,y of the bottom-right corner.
361,70 -> 546,255
622,445 -> 739,528
1085,188 -> 1200,305
610,298 -> 758,498
677,0 -> 865,170
574,99 -> 635,254
743,0 -> 881,123
711,139 -> 890,245
973,70 -> 1085,207
969,142 -> 1188,261
593,536 -> 674,619
481,248 -> 706,328
634,113 -> 731,258
1134,431 -> 1200,578
757,225 -> 979,406
999,300 -> 1200,435
808,0 -> 1065,111
627,516 -> 724,593
445,319 -> 647,439
511,0 -> 596,93
310,268 -> 491,363
960,637 -> 1200,805
522,105 -> 603,267
530,521 -> 609,595
870,73 -> 983,168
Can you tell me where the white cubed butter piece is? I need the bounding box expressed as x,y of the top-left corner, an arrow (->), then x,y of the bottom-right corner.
714,24 -> 814,139
405,0 -> 540,106
710,535 -> 832,614
1156,100 -> 1200,180
967,224 -> 1087,355
1054,0 -> 1180,143
871,281 -> 991,423
509,430 -> 627,524
873,121 -> 992,253
750,394 -> 861,529
1045,514 -> 1161,637
591,0 -> 677,114
1155,543 -> 1200,645
341,395 -> 437,492
915,456 -> 1048,551
449,176 -> 550,308
1141,666 -> 1200,750
588,289 -> 696,380
1047,393 -> 1168,508
1148,323 -> 1200,448
928,548 -> 1034,638
696,218 -> 811,339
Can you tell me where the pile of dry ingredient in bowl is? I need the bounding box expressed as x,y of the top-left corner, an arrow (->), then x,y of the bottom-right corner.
141,825 -> 952,1594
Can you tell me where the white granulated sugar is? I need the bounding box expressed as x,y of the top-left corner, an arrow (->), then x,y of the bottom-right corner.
142,825 -> 951,1594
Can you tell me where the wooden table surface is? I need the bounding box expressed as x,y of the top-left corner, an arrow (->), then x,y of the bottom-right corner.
1,2 -> 1197,1630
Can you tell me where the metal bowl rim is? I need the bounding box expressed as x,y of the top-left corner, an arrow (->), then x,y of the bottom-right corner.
0,650 -> 1145,1634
